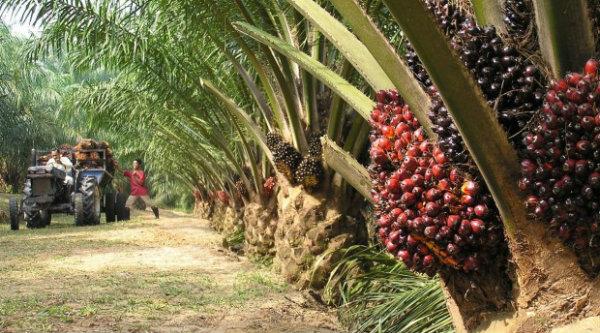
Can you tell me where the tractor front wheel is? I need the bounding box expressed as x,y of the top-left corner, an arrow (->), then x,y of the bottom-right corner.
9,197 -> 20,230
25,209 -> 46,229
74,177 -> 101,226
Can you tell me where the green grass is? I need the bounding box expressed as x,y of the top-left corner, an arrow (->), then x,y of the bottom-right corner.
231,272 -> 289,302
0,200 -> 293,332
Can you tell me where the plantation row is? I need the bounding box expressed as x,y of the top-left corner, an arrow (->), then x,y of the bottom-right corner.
2,0 -> 600,332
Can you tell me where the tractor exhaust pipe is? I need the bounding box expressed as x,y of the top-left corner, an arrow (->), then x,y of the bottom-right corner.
31,149 -> 36,166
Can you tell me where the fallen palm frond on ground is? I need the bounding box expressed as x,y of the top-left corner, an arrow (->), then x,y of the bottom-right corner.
325,245 -> 452,333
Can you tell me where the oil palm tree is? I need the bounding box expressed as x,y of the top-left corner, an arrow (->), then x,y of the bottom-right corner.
0,22 -> 71,190
233,0 -> 600,331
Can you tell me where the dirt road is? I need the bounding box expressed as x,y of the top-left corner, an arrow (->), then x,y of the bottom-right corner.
0,209 -> 343,333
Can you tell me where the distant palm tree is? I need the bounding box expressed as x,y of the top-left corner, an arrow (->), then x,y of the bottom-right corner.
0,23 -> 71,191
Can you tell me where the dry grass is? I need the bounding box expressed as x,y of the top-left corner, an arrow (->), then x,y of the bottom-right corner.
0,195 -> 342,333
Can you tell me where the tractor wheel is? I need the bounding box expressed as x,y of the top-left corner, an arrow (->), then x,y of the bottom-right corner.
105,192 -> 116,223
25,209 -> 46,229
9,197 -> 19,231
74,177 -> 101,226
74,193 -> 85,226
40,210 -> 51,226
115,192 -> 130,221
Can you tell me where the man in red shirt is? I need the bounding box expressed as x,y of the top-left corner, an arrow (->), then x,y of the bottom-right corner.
124,159 -> 159,219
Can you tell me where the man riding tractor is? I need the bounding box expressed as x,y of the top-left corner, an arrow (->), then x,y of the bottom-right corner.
46,149 -> 74,187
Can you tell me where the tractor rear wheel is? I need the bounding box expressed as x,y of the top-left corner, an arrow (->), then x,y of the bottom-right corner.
105,192 -> 116,223
9,197 -> 19,230
115,192 -> 130,221
74,177 -> 101,226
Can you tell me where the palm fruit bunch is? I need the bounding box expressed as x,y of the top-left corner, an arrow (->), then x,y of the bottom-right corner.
234,177 -> 248,199
266,132 -> 282,150
452,19 -> 545,136
293,133 -> 326,191
518,60 -> 600,274
503,0 -> 535,42
369,90 -> 505,275
74,139 -> 118,170
216,190 -> 230,205
404,0 -> 468,88
75,138 -> 97,150
58,144 -> 74,160
307,133 -> 323,157
406,1 -> 546,166
97,140 -> 116,173
266,132 -> 303,183
294,157 -> 325,191
75,139 -> 95,166
262,176 -> 277,198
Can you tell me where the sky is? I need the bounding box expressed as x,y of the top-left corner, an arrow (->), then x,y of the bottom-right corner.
1,10 -> 40,37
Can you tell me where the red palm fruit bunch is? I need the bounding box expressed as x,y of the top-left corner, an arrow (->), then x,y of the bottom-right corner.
518,59 -> 600,274
369,90 -> 505,275
262,176 -> 277,198
216,190 -> 230,205
192,189 -> 203,201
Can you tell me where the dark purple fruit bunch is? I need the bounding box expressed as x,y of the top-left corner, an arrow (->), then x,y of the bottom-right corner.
234,178 -> 248,199
428,88 -> 471,165
267,132 -> 303,184
428,18 -> 544,165
453,19 -> 545,134
503,0 -> 535,42
369,90 -> 505,275
294,156 -> 324,191
307,133 -> 323,157
266,132 -> 282,150
405,0 -> 468,88
424,0 -> 467,37
406,1 -> 546,166
519,59 -> 600,272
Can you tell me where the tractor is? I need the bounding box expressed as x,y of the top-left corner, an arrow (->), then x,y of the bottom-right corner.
9,148 -> 130,230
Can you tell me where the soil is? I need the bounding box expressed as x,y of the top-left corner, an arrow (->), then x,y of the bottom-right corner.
0,207 -> 344,333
